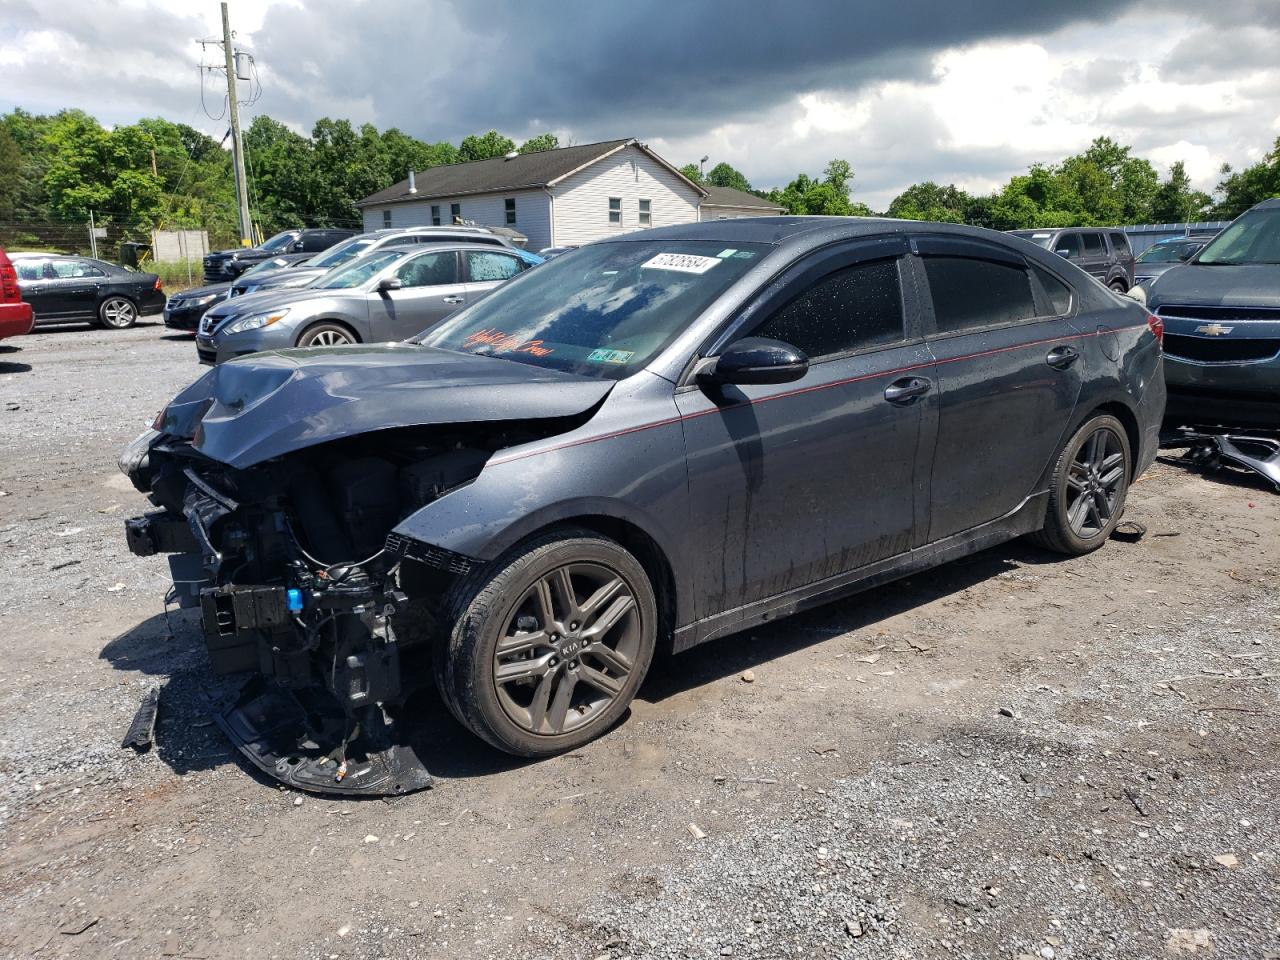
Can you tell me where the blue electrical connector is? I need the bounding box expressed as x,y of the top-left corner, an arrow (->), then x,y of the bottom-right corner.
286,588 -> 304,613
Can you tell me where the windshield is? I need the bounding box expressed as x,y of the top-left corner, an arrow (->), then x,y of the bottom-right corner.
309,236 -> 376,269
259,231 -> 298,253
1012,231 -> 1054,248
315,250 -> 402,289
240,256 -> 292,277
416,240 -> 769,379
1138,241 -> 1200,264
1197,207 -> 1280,265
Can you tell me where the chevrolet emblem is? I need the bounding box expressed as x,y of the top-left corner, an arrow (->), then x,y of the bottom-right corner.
1195,323 -> 1233,336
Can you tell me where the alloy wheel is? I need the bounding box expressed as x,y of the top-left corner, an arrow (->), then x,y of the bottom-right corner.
1065,426 -> 1125,538
492,562 -> 641,736
101,297 -> 137,328
307,328 -> 353,346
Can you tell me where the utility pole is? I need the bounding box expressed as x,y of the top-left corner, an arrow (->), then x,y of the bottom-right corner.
88,210 -> 98,259
220,2 -> 253,246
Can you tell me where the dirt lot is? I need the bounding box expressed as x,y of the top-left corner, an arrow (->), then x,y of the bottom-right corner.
1,323 -> 1277,960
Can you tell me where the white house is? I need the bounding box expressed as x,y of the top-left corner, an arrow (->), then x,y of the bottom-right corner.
355,138 -> 783,250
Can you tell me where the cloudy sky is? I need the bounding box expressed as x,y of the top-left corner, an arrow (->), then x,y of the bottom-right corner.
2,0 -> 1278,209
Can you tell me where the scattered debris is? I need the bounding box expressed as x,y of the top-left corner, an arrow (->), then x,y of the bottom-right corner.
1213,853 -> 1239,868
740,670 -> 755,684
1112,519 -> 1148,542
856,653 -> 882,664
1165,928 -> 1213,954
363,835 -> 379,843
121,687 -> 160,751
58,916 -> 99,936
998,706 -> 1016,718
844,918 -> 864,938
106,582 -> 126,592
688,823 -> 706,840
1179,434 -> 1280,493
1125,786 -> 1150,817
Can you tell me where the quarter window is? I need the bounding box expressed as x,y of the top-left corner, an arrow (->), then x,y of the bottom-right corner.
1030,263 -> 1073,316
504,198 -> 516,225
638,198 -> 652,226
382,209 -> 393,228
923,256 -> 1037,333
431,205 -> 441,226
394,251 -> 458,288
465,251 -> 521,282
1108,231 -> 1131,256
450,203 -> 461,223
608,197 -> 622,225
753,258 -> 905,360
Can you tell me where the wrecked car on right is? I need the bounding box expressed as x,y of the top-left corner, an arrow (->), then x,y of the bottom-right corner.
1148,198 -> 1280,428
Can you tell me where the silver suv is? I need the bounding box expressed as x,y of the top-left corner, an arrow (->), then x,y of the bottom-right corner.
229,226 -> 519,299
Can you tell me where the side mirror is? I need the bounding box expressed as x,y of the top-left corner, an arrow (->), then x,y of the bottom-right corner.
1055,248 -> 1072,259
378,277 -> 403,292
291,240 -> 306,252
701,337 -> 809,386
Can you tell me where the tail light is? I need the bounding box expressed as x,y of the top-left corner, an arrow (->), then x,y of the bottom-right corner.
1146,313 -> 1164,347
154,277 -> 164,291
0,258 -> 19,304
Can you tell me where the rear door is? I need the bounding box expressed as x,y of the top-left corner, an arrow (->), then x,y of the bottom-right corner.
462,250 -> 525,302
368,250 -> 465,340
1078,232 -> 1110,281
912,237 -> 1085,541
13,258 -> 51,321
675,240 -> 935,622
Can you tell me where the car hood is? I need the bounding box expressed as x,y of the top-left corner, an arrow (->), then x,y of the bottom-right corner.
1149,262 -> 1280,308
208,286 -> 345,319
246,267 -> 327,290
157,342 -> 613,469
172,282 -> 232,300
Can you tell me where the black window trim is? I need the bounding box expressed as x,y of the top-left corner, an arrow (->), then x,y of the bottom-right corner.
676,236 -> 922,389
909,234 -> 1075,341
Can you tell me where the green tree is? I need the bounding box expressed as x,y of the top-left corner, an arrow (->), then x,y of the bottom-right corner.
1149,161 -> 1211,223
886,181 -> 970,223
518,133 -> 559,154
0,126 -> 21,218
705,161 -> 751,193
678,163 -> 704,185
1211,137 -> 1280,219
458,130 -> 516,162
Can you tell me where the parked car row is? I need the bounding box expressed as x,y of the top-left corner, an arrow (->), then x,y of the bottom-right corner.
10,252 -> 166,328
201,227 -> 356,282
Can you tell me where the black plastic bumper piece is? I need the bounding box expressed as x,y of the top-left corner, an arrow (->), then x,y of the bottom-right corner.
125,512 -> 200,557
215,677 -> 433,796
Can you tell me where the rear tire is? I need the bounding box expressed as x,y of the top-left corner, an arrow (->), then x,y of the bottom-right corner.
296,322 -> 357,348
98,296 -> 138,329
1108,280 -> 1128,294
435,528 -> 657,757
1030,413 -> 1131,555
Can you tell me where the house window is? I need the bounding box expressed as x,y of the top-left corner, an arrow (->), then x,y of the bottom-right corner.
638,198 -> 651,226
505,198 -> 516,225
382,209 -> 392,228
450,203 -> 461,224
608,197 -> 621,225
431,205 -> 441,226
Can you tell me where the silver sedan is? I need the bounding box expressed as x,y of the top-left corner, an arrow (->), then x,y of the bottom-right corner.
195,242 -> 531,364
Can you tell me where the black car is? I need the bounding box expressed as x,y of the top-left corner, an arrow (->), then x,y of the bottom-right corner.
1008,227 -> 1136,292
163,256 -> 307,333
11,254 -> 166,329
122,217 -> 1165,795
202,228 -> 355,283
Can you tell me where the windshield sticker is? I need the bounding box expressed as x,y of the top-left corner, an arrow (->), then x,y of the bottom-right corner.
641,252 -> 722,274
716,248 -> 738,258
462,328 -> 555,357
587,348 -> 635,364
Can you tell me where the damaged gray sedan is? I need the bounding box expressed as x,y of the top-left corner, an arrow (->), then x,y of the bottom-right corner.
121,217 -> 1165,795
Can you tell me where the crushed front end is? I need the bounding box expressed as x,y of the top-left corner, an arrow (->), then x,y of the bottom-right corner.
120,427 -> 491,795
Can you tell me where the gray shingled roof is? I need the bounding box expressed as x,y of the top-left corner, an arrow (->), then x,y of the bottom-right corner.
701,185 -> 785,210
357,138 -> 704,207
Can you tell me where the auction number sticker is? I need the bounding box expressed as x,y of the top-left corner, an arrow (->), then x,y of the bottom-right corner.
587,348 -> 635,364
641,252 -> 721,274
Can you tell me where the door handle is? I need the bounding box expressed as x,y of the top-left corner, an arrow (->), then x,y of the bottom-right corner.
883,376 -> 931,405
442,296 -> 464,304
1046,346 -> 1079,370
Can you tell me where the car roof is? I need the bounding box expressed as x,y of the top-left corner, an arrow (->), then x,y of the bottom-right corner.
374,241 -> 525,255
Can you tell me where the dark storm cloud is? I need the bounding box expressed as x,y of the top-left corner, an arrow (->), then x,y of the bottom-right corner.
251,0 -> 1137,143
1161,24 -> 1280,82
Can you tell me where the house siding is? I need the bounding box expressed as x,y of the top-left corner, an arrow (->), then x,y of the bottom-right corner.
549,144 -> 701,247
700,204 -> 782,220
361,187 -> 552,249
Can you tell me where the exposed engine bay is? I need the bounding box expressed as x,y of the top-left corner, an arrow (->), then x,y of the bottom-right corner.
121,420 -> 565,795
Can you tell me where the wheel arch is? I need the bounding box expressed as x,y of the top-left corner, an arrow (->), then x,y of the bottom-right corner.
294,316 -> 363,346
1073,399 -> 1142,480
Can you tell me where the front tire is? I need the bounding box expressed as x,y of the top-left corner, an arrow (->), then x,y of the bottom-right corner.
435,529 -> 657,757
296,322 -> 357,348
98,296 -> 138,329
1031,413 -> 1131,555
1109,280 -> 1129,294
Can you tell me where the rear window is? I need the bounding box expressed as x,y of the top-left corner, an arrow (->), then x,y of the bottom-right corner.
923,256 -> 1037,333
1109,232 -> 1131,256
1030,263 -> 1073,315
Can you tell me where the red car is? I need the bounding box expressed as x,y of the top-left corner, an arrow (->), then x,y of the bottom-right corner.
0,248 -> 35,341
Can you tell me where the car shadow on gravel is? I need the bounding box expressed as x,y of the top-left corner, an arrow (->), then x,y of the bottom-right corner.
100,609 -> 534,787
640,541 -> 1060,703
159,333 -> 196,342
0,359 -> 32,374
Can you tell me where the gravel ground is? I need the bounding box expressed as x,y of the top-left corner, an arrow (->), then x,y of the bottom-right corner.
0,323 -> 1277,960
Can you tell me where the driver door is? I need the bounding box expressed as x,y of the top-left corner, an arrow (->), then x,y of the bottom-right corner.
674,240 -> 935,628
368,250 -> 466,340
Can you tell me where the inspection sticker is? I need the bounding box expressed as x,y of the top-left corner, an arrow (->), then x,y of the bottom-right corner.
640,252 -> 721,274
587,348 -> 635,364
